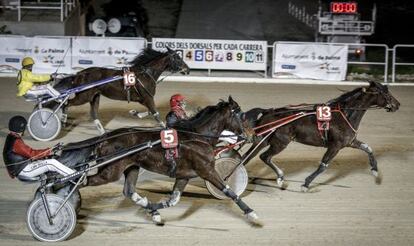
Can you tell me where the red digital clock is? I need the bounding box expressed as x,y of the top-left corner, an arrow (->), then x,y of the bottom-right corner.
330,2 -> 358,14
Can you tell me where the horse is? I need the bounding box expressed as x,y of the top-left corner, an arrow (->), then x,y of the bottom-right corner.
52,47 -> 190,134
241,81 -> 400,192
60,96 -> 260,225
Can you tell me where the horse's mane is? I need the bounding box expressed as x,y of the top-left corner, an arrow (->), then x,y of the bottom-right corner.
327,87 -> 363,106
262,86 -> 365,118
128,48 -> 167,67
173,101 -> 230,130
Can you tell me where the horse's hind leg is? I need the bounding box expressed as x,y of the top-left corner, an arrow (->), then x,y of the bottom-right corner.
259,140 -> 289,187
145,178 -> 189,225
302,145 -> 341,192
90,93 -> 105,135
349,139 -> 378,177
123,166 -> 150,208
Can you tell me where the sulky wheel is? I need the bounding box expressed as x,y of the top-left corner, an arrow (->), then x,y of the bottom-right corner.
205,157 -> 248,200
28,108 -> 61,141
26,194 -> 76,242
55,185 -> 82,215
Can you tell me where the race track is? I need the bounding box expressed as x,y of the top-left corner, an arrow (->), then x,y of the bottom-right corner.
0,77 -> 413,245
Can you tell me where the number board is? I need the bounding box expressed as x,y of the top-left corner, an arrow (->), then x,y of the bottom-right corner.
161,129 -> 178,148
152,38 -> 267,71
316,106 -> 332,121
123,71 -> 136,86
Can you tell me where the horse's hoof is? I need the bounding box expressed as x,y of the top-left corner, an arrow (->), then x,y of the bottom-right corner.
301,185 -> 309,192
276,177 -> 284,186
246,211 -> 263,227
152,214 -> 164,226
371,169 -> 379,177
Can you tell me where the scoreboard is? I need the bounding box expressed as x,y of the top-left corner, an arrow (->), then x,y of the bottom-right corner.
330,2 -> 358,14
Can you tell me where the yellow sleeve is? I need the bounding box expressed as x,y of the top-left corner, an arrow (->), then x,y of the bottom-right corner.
25,71 -> 51,83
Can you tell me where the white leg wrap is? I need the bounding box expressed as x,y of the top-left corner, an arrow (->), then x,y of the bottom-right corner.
167,191 -> 181,207
94,119 -> 105,135
361,143 -> 373,153
132,192 -> 149,207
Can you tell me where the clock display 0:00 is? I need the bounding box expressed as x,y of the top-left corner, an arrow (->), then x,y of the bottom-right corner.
330,2 -> 357,14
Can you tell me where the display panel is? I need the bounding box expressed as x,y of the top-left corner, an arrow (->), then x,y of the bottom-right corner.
330,2 -> 358,14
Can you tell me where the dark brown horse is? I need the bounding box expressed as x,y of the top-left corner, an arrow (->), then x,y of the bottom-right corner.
242,81 -> 400,191
53,47 -> 190,133
62,97 -> 259,225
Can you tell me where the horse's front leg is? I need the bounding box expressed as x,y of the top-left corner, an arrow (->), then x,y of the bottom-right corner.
259,139 -> 290,187
143,97 -> 165,127
145,178 -> 189,225
349,139 -> 378,177
90,93 -> 105,135
302,145 -> 341,192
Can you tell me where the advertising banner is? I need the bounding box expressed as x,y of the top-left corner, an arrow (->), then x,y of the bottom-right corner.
30,37 -> 72,74
0,36 -> 29,73
71,37 -> 146,71
152,38 -> 267,71
273,43 -> 348,81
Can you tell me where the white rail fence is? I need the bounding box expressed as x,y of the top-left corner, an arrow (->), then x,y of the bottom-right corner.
0,35 -> 412,83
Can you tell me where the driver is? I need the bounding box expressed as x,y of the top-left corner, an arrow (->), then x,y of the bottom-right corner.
2,116 -> 75,180
166,94 -> 189,127
17,57 -> 60,98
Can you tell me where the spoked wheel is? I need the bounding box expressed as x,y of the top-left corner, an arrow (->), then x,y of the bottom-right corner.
28,108 -> 61,141
27,194 -> 76,242
55,185 -> 82,215
205,157 -> 248,200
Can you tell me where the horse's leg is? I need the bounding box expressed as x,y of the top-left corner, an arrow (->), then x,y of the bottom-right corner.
301,145 -> 341,192
123,166 -> 149,207
240,137 -> 270,167
143,97 -> 165,127
349,139 -> 378,177
259,140 -> 290,186
90,93 -> 105,135
197,166 -> 259,224
145,178 -> 189,225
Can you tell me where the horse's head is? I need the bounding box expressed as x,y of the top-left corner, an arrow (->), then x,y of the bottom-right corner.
222,96 -> 254,141
166,47 -> 190,75
364,81 -> 400,112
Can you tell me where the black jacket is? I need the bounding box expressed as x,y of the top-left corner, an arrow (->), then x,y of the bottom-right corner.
2,134 -> 29,178
166,111 -> 180,128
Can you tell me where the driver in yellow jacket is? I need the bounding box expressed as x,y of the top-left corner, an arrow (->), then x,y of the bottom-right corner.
17,57 -> 60,98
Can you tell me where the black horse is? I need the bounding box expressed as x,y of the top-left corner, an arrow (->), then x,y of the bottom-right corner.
52,47 -> 190,133
60,97 -> 259,225
242,81 -> 400,191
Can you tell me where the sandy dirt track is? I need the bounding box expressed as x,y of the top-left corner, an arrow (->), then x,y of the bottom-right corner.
0,77 -> 413,246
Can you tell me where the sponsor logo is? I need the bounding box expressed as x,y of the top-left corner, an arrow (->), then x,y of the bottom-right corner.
79,60 -> 93,65
5,58 -> 19,63
281,64 -> 296,70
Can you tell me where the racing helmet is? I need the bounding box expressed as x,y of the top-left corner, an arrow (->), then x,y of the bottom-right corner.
170,94 -> 186,108
8,115 -> 27,133
22,57 -> 35,67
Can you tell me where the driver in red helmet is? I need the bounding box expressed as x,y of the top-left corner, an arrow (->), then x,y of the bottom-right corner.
166,94 -> 189,128
164,94 -> 189,177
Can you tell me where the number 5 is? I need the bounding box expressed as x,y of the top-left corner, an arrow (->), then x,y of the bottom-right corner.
163,129 -> 175,143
